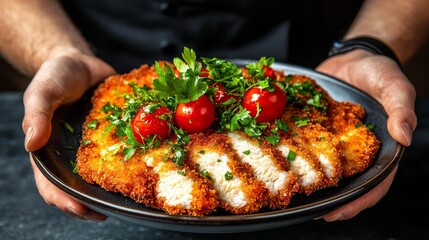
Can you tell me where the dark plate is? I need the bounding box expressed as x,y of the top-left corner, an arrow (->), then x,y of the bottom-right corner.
32,61 -> 403,233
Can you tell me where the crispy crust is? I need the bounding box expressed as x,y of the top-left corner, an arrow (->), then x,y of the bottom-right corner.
76,64 -> 381,216
187,133 -> 269,214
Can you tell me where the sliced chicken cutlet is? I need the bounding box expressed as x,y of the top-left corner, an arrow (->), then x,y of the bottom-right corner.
227,132 -> 300,209
282,106 -> 342,188
75,63 -> 382,217
141,145 -> 219,215
77,65 -> 218,216
275,136 -> 326,195
283,75 -> 342,188
287,74 -> 380,178
187,133 -> 269,214
327,101 -> 381,177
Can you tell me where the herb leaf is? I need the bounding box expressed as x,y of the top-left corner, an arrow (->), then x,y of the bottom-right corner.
153,47 -> 208,103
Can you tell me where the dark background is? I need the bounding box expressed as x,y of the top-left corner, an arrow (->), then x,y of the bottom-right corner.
1,43 -> 429,238
1,1 -> 428,238
2,40 -> 429,96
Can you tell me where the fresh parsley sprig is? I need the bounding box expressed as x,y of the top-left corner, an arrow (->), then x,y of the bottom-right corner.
153,47 -> 209,105
286,81 -> 327,112
246,56 -> 275,81
201,57 -> 248,96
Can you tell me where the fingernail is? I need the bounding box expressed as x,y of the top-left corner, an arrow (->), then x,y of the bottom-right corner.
24,127 -> 34,152
326,214 -> 344,222
67,207 -> 86,220
401,122 -> 412,146
85,212 -> 107,222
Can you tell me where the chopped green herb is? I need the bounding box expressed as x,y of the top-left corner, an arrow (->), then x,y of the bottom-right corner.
122,147 -> 137,161
287,150 -> 297,162
177,170 -> 186,176
64,145 -> 74,151
87,120 -> 98,129
172,147 -> 186,166
198,150 -> 205,154
144,103 -> 160,113
356,123 -> 376,131
270,127 -> 279,134
70,160 -> 78,174
307,94 -> 327,112
224,171 -> 233,180
294,116 -> 310,127
199,169 -> 212,180
264,135 -> 280,145
60,121 -> 74,134
275,119 -> 289,132
243,150 -> 251,155
366,123 -> 376,131
82,139 -> 92,146
286,81 -> 327,112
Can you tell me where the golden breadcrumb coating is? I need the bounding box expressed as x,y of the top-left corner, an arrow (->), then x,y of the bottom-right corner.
77,64 -> 218,216
327,101 -> 381,177
187,132 -> 269,214
226,131 -> 300,209
76,64 -> 381,216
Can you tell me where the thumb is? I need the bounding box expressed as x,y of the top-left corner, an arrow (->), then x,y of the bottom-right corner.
22,75 -> 56,152
22,57 -> 88,152
22,55 -> 115,152
382,78 -> 417,146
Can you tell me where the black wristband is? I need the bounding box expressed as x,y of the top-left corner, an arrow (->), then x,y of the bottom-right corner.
328,36 -> 402,69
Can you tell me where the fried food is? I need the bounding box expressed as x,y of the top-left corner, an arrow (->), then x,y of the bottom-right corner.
327,101 -> 381,177
76,59 -> 380,216
187,132 -> 270,213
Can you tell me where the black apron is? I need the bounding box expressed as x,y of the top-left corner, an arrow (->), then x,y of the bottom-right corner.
61,0 -> 362,73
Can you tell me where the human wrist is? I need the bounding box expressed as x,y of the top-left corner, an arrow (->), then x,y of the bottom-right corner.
328,36 -> 402,69
46,46 -> 93,61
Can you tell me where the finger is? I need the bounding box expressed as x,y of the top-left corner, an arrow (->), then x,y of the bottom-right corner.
22,58 -> 90,152
318,54 -> 417,146
22,90 -> 56,151
30,155 -> 107,221
322,167 -> 397,221
381,79 -> 417,146
22,56 -> 115,152
361,64 -> 417,146
22,79 -> 55,152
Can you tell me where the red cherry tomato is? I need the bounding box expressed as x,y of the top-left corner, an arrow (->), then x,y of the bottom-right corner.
131,106 -> 172,143
242,84 -> 286,123
200,67 -> 210,77
262,65 -> 276,79
212,83 -> 238,106
174,68 -> 181,78
175,95 -> 215,133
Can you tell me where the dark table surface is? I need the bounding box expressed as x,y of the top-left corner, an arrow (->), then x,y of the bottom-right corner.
1,92 -> 428,240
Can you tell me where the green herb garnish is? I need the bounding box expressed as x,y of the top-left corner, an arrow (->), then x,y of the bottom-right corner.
224,171 -> 233,180
287,150 -> 297,162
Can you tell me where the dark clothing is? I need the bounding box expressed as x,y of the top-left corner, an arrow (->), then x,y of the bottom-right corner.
61,0 -> 363,73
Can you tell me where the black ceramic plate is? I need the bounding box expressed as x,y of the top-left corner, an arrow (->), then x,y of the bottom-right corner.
32,61 -> 403,233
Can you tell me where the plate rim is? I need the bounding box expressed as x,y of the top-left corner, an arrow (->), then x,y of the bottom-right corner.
31,60 -> 404,233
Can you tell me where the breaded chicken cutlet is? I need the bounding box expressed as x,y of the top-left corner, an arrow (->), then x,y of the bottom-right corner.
76,55 -> 380,216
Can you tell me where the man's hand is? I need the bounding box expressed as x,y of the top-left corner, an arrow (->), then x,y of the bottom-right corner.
316,49 -> 417,221
22,52 -> 115,220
